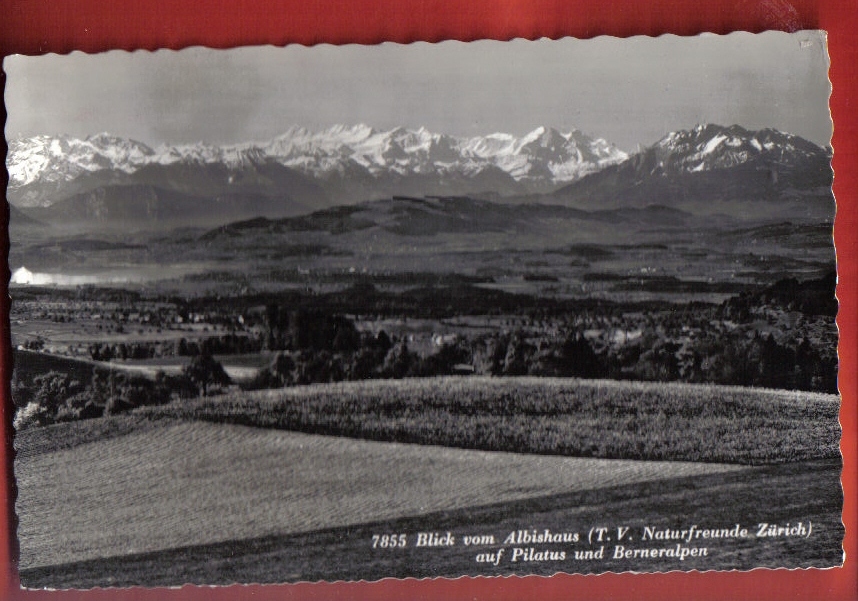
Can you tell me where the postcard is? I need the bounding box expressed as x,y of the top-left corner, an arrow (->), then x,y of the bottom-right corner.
4,30 -> 841,588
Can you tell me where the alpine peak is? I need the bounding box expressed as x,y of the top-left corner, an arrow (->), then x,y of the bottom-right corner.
8,125 -> 629,206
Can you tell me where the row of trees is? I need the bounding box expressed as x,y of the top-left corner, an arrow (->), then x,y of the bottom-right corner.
88,333 -> 264,361
245,319 -> 836,394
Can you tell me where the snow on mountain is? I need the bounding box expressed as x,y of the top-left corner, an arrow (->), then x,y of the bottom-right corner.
7,133 -> 156,188
7,125 -> 628,206
257,123 -> 623,181
647,124 -> 827,175
550,123 -> 833,221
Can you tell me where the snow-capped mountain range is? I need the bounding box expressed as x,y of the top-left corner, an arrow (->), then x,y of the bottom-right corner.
6,123 -> 833,232
644,123 -> 829,174
7,124 -> 628,207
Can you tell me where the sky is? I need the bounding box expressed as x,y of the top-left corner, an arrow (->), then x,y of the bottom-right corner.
3,30 -> 832,151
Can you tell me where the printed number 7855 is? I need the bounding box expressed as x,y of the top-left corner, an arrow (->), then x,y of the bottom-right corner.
372,534 -> 407,548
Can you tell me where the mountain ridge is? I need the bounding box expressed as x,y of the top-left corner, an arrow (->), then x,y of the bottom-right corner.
7,124 -> 833,233
198,195 -> 700,242
549,123 -> 833,222
7,125 -> 628,207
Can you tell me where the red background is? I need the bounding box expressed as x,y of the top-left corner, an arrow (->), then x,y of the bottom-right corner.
0,1 -> 855,599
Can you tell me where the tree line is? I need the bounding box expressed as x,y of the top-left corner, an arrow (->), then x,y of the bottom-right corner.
247,304 -> 836,393
12,354 -> 231,429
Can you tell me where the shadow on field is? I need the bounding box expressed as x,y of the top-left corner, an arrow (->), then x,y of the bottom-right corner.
19,458 -> 843,589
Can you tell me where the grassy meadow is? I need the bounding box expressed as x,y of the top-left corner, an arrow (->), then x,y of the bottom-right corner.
140,376 -> 841,465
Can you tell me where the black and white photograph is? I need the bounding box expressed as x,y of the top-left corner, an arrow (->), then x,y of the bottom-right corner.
4,31 -> 842,588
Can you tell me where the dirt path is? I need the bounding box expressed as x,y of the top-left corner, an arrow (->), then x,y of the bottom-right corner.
16,421 -> 745,570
